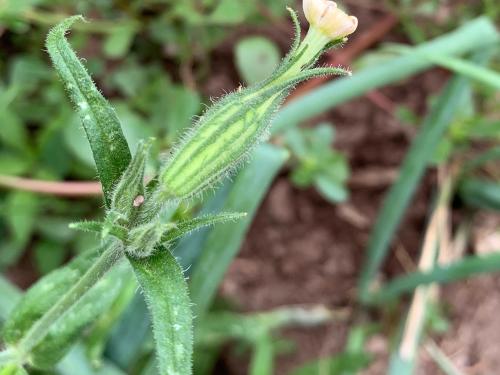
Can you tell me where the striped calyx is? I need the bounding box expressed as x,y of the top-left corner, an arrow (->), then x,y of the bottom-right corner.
158,7 -> 355,202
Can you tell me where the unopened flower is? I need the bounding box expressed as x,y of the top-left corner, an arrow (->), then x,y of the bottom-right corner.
157,4 -> 356,202
303,0 -> 358,41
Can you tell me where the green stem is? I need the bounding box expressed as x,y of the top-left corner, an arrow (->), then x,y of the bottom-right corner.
16,243 -> 123,360
288,27 -> 331,75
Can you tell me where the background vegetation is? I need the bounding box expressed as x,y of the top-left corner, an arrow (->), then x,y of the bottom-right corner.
1,0 -> 499,374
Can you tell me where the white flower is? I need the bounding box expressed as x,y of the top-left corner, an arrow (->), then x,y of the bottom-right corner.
303,0 -> 358,40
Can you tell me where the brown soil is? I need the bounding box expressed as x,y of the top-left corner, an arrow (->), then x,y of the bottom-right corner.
207,3 -> 500,374
218,78 -> 439,374
5,1 -> 498,374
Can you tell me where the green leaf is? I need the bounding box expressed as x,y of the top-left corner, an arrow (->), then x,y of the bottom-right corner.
208,0 -> 256,24
291,352 -> 372,375
0,191 -> 39,267
128,250 -> 193,375
0,277 -> 127,375
162,86 -> 201,143
272,17 -> 500,134
458,178 -> 500,211
85,277 -> 137,368
3,249 -> 99,350
0,107 -> 28,153
314,174 -> 348,203
103,24 -> 137,58
358,55 -> 487,302
235,37 -> 281,86
62,112 -> 95,168
0,153 -> 32,176
286,124 -> 348,202
0,276 -> 21,324
46,16 -> 131,207
34,240 -> 67,275
104,293 -> 151,369
29,265 -> 124,369
188,144 -> 289,316
196,306 -> 332,347
249,335 -> 274,375
2,246 -> 123,369
414,52 -> 500,90
162,212 -> 247,244
69,221 -> 104,235
370,252 -> 500,304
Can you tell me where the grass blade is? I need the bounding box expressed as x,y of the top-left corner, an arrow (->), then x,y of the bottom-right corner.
128,249 -> 193,375
370,252 -> 500,304
272,17 -> 499,134
358,59 -> 485,302
425,341 -> 464,375
458,178 -> 500,211
388,170 -> 453,375
415,52 -> 500,90
249,335 -> 273,375
46,16 -> 131,206
188,144 -> 289,317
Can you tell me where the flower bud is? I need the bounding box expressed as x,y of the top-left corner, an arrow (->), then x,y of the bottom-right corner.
303,0 -> 358,40
155,5 -> 355,203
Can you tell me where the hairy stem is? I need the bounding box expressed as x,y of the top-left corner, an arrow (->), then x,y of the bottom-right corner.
15,243 -> 123,360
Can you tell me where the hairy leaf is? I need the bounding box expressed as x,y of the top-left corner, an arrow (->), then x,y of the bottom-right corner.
69,221 -> 103,234
46,16 -> 131,206
162,212 -> 247,244
2,246 -> 123,369
29,265 -> 124,369
129,250 -> 193,375
2,248 -> 100,345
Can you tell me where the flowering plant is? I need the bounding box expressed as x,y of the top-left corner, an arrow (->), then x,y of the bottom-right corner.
0,1 -> 357,374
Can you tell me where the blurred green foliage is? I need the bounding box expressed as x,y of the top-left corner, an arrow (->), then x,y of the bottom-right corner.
0,0 -> 292,274
1,0 -> 500,374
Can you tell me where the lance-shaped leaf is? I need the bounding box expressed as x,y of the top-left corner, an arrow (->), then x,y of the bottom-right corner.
2,248 -> 100,345
162,212 -> 247,245
0,277 -> 126,375
2,246 -> 124,369
69,221 -> 128,242
46,16 -> 131,207
357,55 -> 486,302
28,265 -> 125,369
128,249 -> 193,375
68,221 -> 103,234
